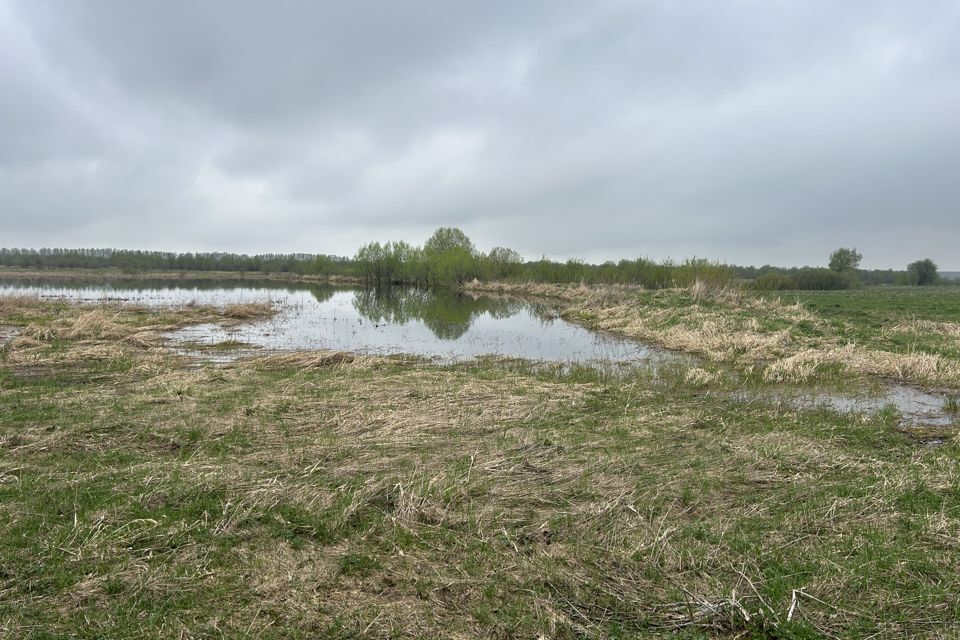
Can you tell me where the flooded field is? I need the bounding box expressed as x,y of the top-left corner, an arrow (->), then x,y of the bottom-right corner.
3,276 -> 957,429
730,384 -> 958,430
2,277 -> 960,638
0,277 -> 667,365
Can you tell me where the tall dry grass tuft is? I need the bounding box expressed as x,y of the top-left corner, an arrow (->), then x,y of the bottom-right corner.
223,302 -> 274,319
688,280 -> 745,306
0,294 -> 44,315
891,319 -> 960,340
62,310 -> 130,340
684,367 -> 722,386
763,345 -> 960,386
763,350 -> 825,383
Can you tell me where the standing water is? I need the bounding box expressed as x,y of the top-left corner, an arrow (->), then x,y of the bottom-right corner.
2,277 -> 956,429
0,278 -> 674,365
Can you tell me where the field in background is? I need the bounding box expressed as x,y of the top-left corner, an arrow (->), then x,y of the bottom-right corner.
2,285 -> 960,638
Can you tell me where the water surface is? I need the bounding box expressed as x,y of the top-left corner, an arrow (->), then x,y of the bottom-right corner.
0,325 -> 18,346
0,278 -> 670,364
731,386 -> 957,429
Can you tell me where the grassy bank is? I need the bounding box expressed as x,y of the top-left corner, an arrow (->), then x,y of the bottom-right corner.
468,282 -> 960,390
2,294 -> 960,638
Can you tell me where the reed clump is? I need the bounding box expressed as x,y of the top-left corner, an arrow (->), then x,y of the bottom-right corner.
223,302 -> 274,319
0,294 -> 44,314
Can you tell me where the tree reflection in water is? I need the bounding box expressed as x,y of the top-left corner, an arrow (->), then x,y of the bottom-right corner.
351,287 -> 552,340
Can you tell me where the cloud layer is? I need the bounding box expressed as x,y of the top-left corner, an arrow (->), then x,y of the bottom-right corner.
2,0 -> 958,267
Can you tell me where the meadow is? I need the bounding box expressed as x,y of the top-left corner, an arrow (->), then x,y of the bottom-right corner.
1,283 -> 959,638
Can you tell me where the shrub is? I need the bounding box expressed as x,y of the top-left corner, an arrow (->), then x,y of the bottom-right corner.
792,268 -> 853,290
754,273 -> 796,290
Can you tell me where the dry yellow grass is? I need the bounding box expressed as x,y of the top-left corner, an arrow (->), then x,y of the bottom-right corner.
252,350 -> 363,370
223,302 -> 275,319
891,319 -> 960,340
763,345 -> 960,386
0,293 -> 44,313
684,367 -> 722,386
0,299 -> 275,371
467,282 -> 960,388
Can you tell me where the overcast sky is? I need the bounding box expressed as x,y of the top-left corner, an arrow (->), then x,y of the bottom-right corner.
2,1 -> 958,268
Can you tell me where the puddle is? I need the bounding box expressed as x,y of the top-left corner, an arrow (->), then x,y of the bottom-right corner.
0,278 -> 681,366
0,326 -> 19,346
731,384 -> 958,428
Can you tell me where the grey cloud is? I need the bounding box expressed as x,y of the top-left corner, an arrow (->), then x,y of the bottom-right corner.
1,0 -> 958,268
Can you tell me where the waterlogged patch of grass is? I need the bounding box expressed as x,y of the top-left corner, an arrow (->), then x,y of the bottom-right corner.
3,296 -> 960,637
178,338 -> 258,353
944,395 -> 960,414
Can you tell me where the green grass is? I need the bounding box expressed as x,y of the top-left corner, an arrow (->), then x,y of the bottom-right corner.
2,295 -> 960,637
945,395 -> 960,414
767,286 -> 960,323
760,286 -> 960,359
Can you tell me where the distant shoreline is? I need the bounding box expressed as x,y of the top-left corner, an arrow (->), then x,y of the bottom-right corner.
0,266 -> 362,285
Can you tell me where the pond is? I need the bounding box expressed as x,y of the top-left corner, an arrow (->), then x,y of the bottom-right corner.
0,277 -> 674,365
2,276 -> 956,429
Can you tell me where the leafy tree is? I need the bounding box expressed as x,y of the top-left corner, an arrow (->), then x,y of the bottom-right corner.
423,227 -> 475,256
907,258 -> 939,286
421,228 -> 478,286
829,247 -> 862,272
354,242 -> 385,283
430,247 -> 476,286
483,246 -> 523,279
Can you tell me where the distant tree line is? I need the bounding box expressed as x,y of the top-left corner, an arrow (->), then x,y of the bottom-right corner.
743,247 -> 945,290
0,237 -> 947,291
0,247 -> 352,276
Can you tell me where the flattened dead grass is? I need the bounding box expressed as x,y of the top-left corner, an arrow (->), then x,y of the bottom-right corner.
223,302 -> 274,319
0,299 -> 275,371
469,282 -> 960,388
253,350 -> 364,370
764,345 -> 960,386
891,319 -> 960,340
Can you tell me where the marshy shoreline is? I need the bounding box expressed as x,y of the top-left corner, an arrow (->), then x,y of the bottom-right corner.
2,282 -> 960,638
